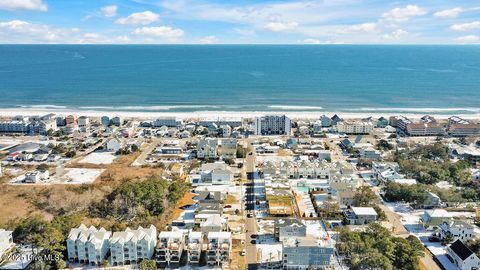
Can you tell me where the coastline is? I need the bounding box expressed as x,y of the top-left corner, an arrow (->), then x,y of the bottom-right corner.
0,108 -> 479,120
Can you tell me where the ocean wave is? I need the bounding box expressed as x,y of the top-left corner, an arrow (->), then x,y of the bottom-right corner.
19,105 -> 68,109
78,105 -> 222,111
268,105 -> 323,110
349,107 -> 480,113
426,68 -> 458,73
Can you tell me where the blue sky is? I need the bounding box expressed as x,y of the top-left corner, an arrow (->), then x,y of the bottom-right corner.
0,0 -> 479,44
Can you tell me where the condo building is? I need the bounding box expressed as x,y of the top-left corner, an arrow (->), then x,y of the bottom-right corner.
110,225 -> 157,266
254,115 -> 291,135
156,231 -> 185,266
206,232 -> 231,266
187,231 -> 203,264
66,224 -> 112,266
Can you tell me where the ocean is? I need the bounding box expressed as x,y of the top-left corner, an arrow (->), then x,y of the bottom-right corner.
0,45 -> 479,115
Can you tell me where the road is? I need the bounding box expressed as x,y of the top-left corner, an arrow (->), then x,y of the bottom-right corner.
131,137 -> 161,166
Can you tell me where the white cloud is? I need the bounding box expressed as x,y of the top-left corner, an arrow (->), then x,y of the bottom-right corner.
0,19 -> 130,44
302,38 -> 321,44
383,29 -> 409,40
0,0 -> 47,11
450,21 -> 480,31
381,5 -> 427,23
433,7 -> 463,19
264,21 -> 299,32
115,11 -> 160,25
456,35 -> 480,43
132,26 -> 184,42
337,22 -> 377,34
197,35 -> 218,44
100,5 -> 118,17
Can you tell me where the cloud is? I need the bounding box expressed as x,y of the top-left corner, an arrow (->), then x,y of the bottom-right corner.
115,11 -> 160,25
456,35 -> 480,43
433,7 -> 463,19
132,26 -> 184,42
0,0 -> 47,11
0,19 -> 129,44
337,22 -> 377,34
264,21 -> 299,32
450,21 -> 480,31
381,5 -> 427,23
383,29 -> 409,40
0,20 -> 74,43
100,5 -> 118,17
197,35 -> 218,44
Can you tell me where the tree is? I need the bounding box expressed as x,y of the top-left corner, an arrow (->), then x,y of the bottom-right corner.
139,259 -> 157,270
101,259 -> 109,268
442,234 -> 454,245
353,186 -> 378,207
36,163 -> 49,172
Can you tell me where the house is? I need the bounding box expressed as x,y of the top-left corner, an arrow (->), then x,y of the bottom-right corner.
422,209 -> 452,228
197,138 -> 218,159
376,117 -> 389,128
191,162 -> 234,186
24,170 -> 50,183
438,220 -> 475,243
200,214 -> 226,233
217,138 -> 237,159
66,224 -> 112,266
344,207 -> 378,225
0,229 -> 14,259
274,219 -> 307,241
206,232 -> 231,266
423,191 -> 442,208
110,225 -> 157,266
101,116 -> 110,127
156,231 -> 185,266
447,240 -> 480,270
106,138 -> 122,152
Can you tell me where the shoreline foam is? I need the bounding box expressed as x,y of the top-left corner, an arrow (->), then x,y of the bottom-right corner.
0,108 -> 479,120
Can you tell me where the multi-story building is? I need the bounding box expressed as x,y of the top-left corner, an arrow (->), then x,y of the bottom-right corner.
110,225 -> 157,266
65,114 -> 77,125
66,224 -> 112,266
156,231 -> 185,266
282,235 -> 334,269
78,116 -> 90,132
206,232 -> 231,266
0,120 -> 29,134
254,115 -> 291,135
0,229 -> 14,259
274,219 -> 307,241
101,116 -> 110,127
335,120 -> 373,134
447,116 -> 480,137
218,138 -> 237,159
197,138 -> 218,159
153,117 -> 183,128
187,232 -> 203,264
438,220 -> 475,243
343,207 -> 378,225
262,160 -> 331,180
111,116 -> 122,126
392,115 -> 446,136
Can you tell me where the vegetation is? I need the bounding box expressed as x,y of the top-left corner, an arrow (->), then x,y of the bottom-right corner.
9,212 -> 85,269
139,259 -> 157,270
377,139 -> 394,151
394,142 -> 471,185
90,175 -> 188,222
352,187 -> 386,220
337,223 -> 424,270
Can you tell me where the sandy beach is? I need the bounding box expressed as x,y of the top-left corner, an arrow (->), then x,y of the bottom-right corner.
0,108 -> 479,120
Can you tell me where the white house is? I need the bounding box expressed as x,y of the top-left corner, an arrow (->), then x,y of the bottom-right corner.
447,240 -> 480,270
24,170 -> 50,183
197,138 -> 218,159
110,225 -> 157,266
344,207 -> 378,225
0,229 -> 14,259
66,224 -> 112,266
106,138 -> 122,152
438,220 -> 475,243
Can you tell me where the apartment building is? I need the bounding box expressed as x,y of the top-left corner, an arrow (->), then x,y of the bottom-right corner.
0,120 -> 29,133
262,160 -> 331,180
274,219 -> 307,241
254,115 -> 291,135
187,232 -> 203,264
153,117 -> 183,128
66,224 -> 112,266
156,231 -> 185,266
335,120 -> 373,134
110,225 -> 157,266
206,232 -> 231,266
282,235 -> 334,270
447,116 -> 480,137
